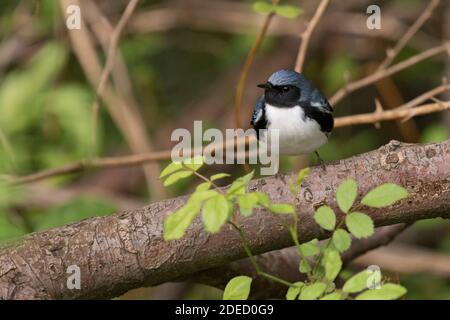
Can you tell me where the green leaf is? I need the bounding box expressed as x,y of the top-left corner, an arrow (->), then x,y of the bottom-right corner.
275,5 -> 302,19
269,203 -> 295,214
255,192 -> 271,207
227,171 -> 254,195
160,161 -> 183,178
342,270 -> 372,293
361,183 -> 408,208
286,282 -> 304,300
345,212 -> 374,239
223,276 -> 252,300
238,193 -> 259,217
320,291 -> 344,300
163,170 -> 193,186
336,179 -> 358,213
355,284 -> 407,300
332,229 -> 352,253
299,259 -> 312,273
196,182 -> 211,192
323,249 -> 342,282
299,282 -> 327,300
296,167 -> 309,186
202,195 -> 230,233
210,173 -> 230,181
314,206 -> 336,231
299,239 -> 320,257
164,202 -> 201,240
182,155 -> 205,171
253,1 -> 275,14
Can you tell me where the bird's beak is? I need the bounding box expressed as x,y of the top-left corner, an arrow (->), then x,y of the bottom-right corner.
257,82 -> 273,89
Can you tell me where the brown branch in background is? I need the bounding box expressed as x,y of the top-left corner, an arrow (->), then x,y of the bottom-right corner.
377,0 -> 440,70
58,0 -> 165,199
330,42 -> 450,106
8,98 -> 450,185
233,0 -> 280,128
335,101 -> 450,128
1,140 -> 450,299
353,244 -> 450,278
90,0 -> 139,155
294,0 -> 330,73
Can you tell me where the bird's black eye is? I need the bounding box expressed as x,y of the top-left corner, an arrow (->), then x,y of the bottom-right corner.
282,86 -> 290,92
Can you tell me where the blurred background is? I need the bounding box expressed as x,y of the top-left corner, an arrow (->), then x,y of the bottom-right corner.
0,0 -> 449,299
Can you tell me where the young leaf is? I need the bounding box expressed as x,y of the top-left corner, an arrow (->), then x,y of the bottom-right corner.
210,173 -> 230,181
323,249 -> 342,282
255,192 -> 271,207
182,155 -> 205,171
253,1 -> 274,14
345,212 -> 374,239
223,276 -> 252,300
238,193 -> 259,217
299,239 -> 320,257
299,259 -> 312,273
269,203 -> 295,214
160,161 -> 183,178
285,282 -> 304,300
355,284 -> 407,300
342,270 -> 372,293
164,202 -> 201,240
332,229 -> 351,253
227,171 -> 254,195
314,205 -> 336,231
296,167 -> 309,186
196,182 -> 211,192
320,291 -> 344,300
163,170 -> 193,186
202,195 -> 230,233
275,5 -> 302,19
336,179 -> 358,213
298,282 -> 327,300
361,183 -> 408,208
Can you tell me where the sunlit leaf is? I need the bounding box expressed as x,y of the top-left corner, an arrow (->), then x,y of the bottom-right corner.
314,205 -> 336,231
299,282 -> 327,300
286,282 -> 304,300
345,212 -> 374,239
361,183 -> 408,208
336,179 -> 358,213
355,284 -> 407,300
223,276 -> 252,300
202,195 -> 230,233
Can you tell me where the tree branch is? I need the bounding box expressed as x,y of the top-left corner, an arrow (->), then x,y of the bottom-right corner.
1,140 -> 450,299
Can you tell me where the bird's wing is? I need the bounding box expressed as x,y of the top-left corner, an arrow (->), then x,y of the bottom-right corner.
310,88 -> 333,114
302,89 -> 334,134
251,96 -> 266,130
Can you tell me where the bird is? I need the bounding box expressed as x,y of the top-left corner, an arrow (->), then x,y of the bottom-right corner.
251,69 -> 334,163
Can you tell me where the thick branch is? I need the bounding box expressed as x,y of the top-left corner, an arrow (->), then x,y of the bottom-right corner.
1,140 -> 450,299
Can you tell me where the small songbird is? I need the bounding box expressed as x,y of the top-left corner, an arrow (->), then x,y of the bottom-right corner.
251,69 -> 334,162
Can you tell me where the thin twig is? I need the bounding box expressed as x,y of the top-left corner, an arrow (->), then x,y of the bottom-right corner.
377,0 -> 440,70
233,0 -> 280,129
335,100 -> 450,127
294,0 -> 330,73
91,0 -> 140,155
330,42 -> 450,105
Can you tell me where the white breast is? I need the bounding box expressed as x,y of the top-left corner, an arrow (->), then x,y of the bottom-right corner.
263,104 -> 328,155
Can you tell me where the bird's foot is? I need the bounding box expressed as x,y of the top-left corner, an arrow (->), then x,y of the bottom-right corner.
315,151 -> 327,171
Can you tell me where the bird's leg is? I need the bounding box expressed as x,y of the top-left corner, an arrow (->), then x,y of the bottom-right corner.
315,151 -> 326,170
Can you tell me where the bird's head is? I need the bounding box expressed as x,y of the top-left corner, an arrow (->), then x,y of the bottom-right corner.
257,69 -> 311,107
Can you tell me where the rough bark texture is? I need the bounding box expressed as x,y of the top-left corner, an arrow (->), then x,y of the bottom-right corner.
0,140 -> 449,299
